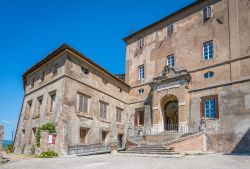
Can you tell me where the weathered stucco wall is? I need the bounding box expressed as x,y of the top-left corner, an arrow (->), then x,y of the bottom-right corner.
190,81 -> 250,153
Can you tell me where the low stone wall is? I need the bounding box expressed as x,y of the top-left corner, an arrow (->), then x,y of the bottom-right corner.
164,132 -> 206,153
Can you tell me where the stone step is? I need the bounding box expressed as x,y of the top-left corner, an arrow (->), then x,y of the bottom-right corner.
120,151 -> 178,155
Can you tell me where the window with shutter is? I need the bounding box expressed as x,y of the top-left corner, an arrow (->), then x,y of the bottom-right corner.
201,95 -> 219,119
116,108 -> 122,123
77,93 -> 90,115
100,101 -> 108,120
203,6 -> 212,22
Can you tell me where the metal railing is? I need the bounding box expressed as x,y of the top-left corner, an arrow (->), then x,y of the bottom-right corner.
68,143 -> 111,155
147,123 -> 200,136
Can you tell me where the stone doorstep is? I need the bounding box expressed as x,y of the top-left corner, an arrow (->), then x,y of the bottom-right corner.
115,153 -> 184,159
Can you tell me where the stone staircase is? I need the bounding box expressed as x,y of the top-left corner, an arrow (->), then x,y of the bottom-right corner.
120,144 -> 178,155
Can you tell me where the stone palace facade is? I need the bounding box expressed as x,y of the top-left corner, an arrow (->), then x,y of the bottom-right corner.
14,0 -> 250,155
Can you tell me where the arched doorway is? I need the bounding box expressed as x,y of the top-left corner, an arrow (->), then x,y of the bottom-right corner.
160,95 -> 179,131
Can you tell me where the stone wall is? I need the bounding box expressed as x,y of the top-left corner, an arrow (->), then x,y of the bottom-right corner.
164,132 -> 206,153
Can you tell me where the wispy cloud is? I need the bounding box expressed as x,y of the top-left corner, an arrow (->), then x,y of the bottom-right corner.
1,120 -> 13,124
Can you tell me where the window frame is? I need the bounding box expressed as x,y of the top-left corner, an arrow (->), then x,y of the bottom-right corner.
77,92 -> 90,115
116,107 -> 123,123
203,41 -> 214,60
167,54 -> 175,67
138,65 -> 145,80
201,95 -> 219,119
202,6 -> 212,22
134,108 -> 145,127
50,92 -> 56,113
40,71 -> 46,82
53,63 -> 58,75
138,37 -> 144,49
100,101 -> 108,120
167,24 -> 174,37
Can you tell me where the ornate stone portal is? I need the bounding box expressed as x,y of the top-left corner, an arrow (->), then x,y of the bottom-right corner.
150,66 -> 191,133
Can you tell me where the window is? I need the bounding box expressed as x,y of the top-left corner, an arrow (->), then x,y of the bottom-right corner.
167,54 -> 175,67
138,88 -> 144,94
203,6 -> 212,22
138,38 -> 144,48
34,97 -> 43,118
40,71 -> 45,81
29,127 -> 36,145
50,93 -> 56,112
203,41 -> 213,60
101,131 -> 109,144
80,127 -> 89,144
53,63 -> 58,75
30,77 -> 35,87
81,67 -> 89,74
167,24 -> 174,37
77,93 -> 90,114
204,71 -> 214,79
201,95 -> 219,119
116,108 -> 122,123
134,108 -> 145,127
24,101 -> 32,120
100,101 -> 108,120
138,65 -> 145,80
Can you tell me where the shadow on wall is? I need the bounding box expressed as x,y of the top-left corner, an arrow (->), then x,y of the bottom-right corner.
231,128 -> 250,154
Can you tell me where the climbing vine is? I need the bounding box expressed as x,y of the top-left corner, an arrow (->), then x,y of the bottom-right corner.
36,123 -> 56,147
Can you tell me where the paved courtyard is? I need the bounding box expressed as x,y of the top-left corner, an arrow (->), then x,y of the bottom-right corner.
1,154 -> 250,169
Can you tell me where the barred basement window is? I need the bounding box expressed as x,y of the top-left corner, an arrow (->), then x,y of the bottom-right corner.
80,127 -> 89,144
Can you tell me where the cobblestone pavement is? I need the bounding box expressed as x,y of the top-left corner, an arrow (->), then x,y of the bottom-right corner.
1,154 -> 250,169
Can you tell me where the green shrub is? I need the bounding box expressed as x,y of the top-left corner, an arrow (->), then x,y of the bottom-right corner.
39,151 -> 58,158
40,151 -> 58,158
4,144 -> 14,153
36,123 -> 56,147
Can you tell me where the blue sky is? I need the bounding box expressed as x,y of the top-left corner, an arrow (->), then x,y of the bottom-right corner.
0,0 -> 195,140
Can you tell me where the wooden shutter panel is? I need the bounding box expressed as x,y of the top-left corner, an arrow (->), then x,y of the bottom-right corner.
134,111 -> 138,127
200,97 -> 205,119
203,8 -> 207,19
100,103 -> 103,118
83,96 -> 88,113
215,95 -> 219,118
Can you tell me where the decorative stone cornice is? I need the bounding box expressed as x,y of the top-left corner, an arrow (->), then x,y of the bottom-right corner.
153,65 -> 191,85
